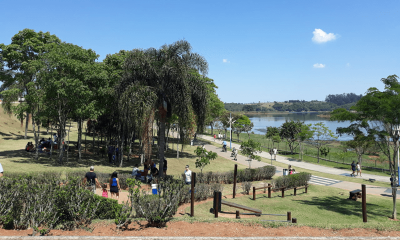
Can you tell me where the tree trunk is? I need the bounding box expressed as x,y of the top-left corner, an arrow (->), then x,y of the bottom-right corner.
211,124 -> 213,135
317,146 -> 320,163
158,109 -> 166,177
32,115 -> 39,160
24,111 -> 29,139
78,119 -> 82,161
58,115 -> 65,164
177,127 -> 180,159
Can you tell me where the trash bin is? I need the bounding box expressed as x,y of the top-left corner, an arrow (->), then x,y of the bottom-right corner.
152,184 -> 158,195
283,169 -> 288,176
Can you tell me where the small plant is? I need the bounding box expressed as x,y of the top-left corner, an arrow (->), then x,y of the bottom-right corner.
241,181 -> 252,195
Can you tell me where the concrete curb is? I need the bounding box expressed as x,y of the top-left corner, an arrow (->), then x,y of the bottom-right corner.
1,237 -> 400,240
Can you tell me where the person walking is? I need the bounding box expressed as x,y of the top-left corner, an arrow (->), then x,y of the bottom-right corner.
83,166 -> 101,193
0,162 -> 3,177
351,161 -> 356,177
109,171 -> 121,199
184,165 -> 192,185
356,162 -> 362,177
107,144 -> 114,164
273,147 -> 278,160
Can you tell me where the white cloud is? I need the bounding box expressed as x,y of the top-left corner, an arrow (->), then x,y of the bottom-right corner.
313,63 -> 325,68
346,63 -> 350,67
222,59 -> 230,63
312,29 -> 337,43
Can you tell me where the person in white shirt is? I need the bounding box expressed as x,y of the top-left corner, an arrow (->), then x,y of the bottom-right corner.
184,165 -> 192,185
273,147 -> 277,160
0,162 -> 3,177
132,164 -> 139,178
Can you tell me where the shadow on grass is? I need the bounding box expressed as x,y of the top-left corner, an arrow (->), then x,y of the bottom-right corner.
294,196 -> 391,218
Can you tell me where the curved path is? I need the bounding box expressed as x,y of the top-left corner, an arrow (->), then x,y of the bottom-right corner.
197,134 -> 400,199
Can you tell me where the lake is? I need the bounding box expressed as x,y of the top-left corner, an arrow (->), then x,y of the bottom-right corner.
245,112 -> 352,141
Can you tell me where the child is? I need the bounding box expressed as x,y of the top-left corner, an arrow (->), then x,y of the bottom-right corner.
101,183 -> 108,198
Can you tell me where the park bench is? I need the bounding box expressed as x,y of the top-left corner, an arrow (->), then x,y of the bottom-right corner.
221,200 -> 262,216
349,189 -> 362,200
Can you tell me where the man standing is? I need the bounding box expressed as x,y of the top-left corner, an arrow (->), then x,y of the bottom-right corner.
0,162 -> 3,177
184,165 -> 192,185
83,166 -> 101,193
273,147 -> 277,160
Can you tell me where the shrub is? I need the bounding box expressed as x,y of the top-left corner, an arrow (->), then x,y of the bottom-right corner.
272,172 -> 311,189
131,177 -> 185,227
241,181 -> 252,195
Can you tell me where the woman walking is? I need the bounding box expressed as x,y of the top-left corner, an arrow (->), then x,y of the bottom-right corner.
356,162 -> 362,177
109,171 -> 121,199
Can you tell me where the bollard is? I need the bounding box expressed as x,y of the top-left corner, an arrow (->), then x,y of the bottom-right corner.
268,184 -> 271,198
287,211 -> 291,221
253,187 -> 256,200
191,173 -> 196,217
362,184 -> 367,222
236,210 -> 240,219
305,185 -> 308,193
233,164 -> 237,199
281,188 -> 285,198
292,218 -> 297,223
214,192 -> 219,218
294,187 -> 297,196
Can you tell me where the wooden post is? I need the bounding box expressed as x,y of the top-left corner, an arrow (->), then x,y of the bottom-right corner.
292,218 -> 297,223
191,173 -> 196,217
287,212 -> 291,221
236,210 -> 240,219
253,187 -> 256,200
305,185 -> 308,193
214,192 -> 219,218
281,188 -> 285,198
362,184 -> 367,222
268,184 -> 271,198
294,187 -> 297,196
233,164 -> 237,198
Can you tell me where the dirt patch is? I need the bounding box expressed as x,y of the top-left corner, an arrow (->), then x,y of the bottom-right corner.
1,222 -> 400,237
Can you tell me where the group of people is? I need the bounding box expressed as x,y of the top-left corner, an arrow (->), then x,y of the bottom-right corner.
131,158 -> 168,182
82,166 -> 121,199
269,147 -> 278,160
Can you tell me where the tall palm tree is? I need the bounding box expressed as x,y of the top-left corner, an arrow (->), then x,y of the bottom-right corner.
121,40 -> 209,176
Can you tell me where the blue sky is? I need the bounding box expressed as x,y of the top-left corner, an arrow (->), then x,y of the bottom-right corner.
1,0 -> 399,103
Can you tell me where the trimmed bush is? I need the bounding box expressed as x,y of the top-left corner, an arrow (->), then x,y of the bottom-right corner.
272,172 -> 311,189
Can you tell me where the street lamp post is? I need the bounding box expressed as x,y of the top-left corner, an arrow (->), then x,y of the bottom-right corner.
228,113 -> 236,150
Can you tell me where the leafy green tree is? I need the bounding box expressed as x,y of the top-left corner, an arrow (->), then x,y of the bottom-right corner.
296,124 -> 313,160
39,42 -> 103,163
266,126 -> 281,147
204,80 -> 225,135
279,120 -> 303,154
232,114 -> 251,141
0,29 -> 61,139
309,122 -> 337,163
194,146 -> 217,177
331,75 -> 400,219
240,139 -> 262,168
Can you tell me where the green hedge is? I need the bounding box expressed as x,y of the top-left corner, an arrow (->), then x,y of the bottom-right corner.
272,172 -> 311,189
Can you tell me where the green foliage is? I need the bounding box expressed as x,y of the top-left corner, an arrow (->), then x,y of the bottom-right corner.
240,139 -> 262,162
194,146 -> 217,175
272,172 -> 311,189
319,146 -> 330,157
233,114 -> 252,141
279,120 -> 303,154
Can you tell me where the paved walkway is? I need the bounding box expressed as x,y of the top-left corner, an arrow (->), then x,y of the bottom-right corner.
197,134 -> 400,199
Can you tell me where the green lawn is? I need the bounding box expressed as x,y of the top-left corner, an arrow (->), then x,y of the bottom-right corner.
182,184 -> 400,230
204,137 -> 391,188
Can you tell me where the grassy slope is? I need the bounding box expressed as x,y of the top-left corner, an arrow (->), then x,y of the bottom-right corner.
183,184 -> 400,230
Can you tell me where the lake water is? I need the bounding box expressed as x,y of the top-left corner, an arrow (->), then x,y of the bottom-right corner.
246,112 -> 352,141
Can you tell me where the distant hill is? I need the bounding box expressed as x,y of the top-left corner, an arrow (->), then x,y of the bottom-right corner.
224,93 -> 362,112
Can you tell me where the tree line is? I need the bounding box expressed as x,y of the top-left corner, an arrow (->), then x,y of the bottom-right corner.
0,29 -> 225,175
